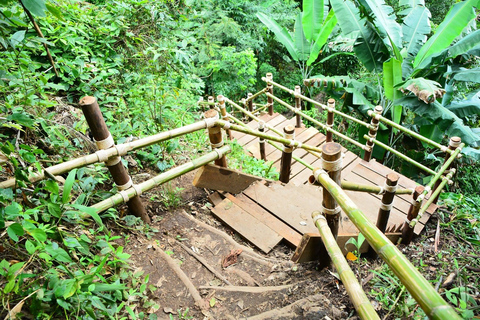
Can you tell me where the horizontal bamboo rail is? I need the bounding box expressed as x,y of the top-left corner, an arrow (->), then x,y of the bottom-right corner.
87,146 -> 231,215
312,212 -> 381,320
243,88 -> 268,103
410,169 -> 455,228
310,168 -> 462,320
262,77 -> 370,128
0,120 -> 214,189
309,178 -> 414,195
367,110 -> 453,155
267,93 -> 369,151
363,135 -> 437,176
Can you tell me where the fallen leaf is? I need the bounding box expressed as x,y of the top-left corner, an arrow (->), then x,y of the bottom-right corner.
209,297 -> 216,308
346,252 -> 357,261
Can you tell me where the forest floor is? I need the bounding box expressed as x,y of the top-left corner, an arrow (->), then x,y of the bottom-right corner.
116,170 -> 479,320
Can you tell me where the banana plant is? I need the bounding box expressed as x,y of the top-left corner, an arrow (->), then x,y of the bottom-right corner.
312,0 -> 480,155
257,0 -> 337,81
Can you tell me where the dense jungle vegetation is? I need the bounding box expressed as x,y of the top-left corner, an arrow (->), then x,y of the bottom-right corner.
0,0 -> 479,318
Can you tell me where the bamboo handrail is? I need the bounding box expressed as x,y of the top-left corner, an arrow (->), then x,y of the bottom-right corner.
367,110 -> 453,155
363,135 -> 437,176
312,212 -> 381,320
87,146 -> 231,215
243,88 -> 268,103
267,93 -> 369,151
0,120 -> 214,189
311,168 -> 462,319
261,77 -> 371,128
410,169 -> 455,228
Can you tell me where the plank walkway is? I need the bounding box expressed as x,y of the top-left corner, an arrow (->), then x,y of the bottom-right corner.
225,112 -> 437,250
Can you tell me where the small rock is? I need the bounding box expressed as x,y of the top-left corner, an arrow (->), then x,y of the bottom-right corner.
300,221 -> 307,226
429,266 -> 436,272
237,300 -> 244,309
442,272 -> 456,288
191,272 -> 196,279
147,245 -> 152,249
163,307 -> 175,314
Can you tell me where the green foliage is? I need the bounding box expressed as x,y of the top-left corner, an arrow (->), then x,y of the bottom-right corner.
228,141 -> 279,180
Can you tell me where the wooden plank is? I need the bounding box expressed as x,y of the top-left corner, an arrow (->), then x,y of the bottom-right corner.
231,113 -> 281,141
236,113 -> 286,146
224,193 -> 302,247
260,118 -> 301,163
192,164 -> 266,194
207,192 -> 224,206
211,198 -> 282,253
243,182 -> 320,235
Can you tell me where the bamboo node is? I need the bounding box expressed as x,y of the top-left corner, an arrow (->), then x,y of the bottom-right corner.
117,177 -> 133,191
322,204 -> 341,215
105,156 -> 121,167
115,144 -> 128,156
380,203 -> 393,211
132,184 -> 143,197
424,186 -> 431,193
440,145 -> 448,152
322,156 -> 343,172
95,134 -> 114,149
312,212 -> 326,224
214,148 -> 224,159
223,121 -> 231,129
384,184 -> 397,193
449,137 -> 461,148
211,141 -> 224,148
95,149 -> 110,163
119,190 -> 130,203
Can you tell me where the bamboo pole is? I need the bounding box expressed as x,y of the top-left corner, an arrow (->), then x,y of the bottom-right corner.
326,99 -> 335,142
79,96 -> 149,223
432,137 -> 461,203
364,135 -> 437,175
367,109 -> 454,155
258,121 -> 267,161
263,77 -> 370,128
279,125 -> 295,183
88,146 -> 231,214
310,169 -> 462,319
369,173 -> 399,258
205,110 -> 227,167
312,212 -> 381,320
401,186 -> 424,245
266,73 -> 274,115
309,177 -> 413,195
410,169 -> 455,228
214,120 -> 324,154
243,88 -> 267,103
207,96 -> 215,109
0,120 -> 213,189
363,106 -> 382,162
217,95 -> 231,140
267,92 -> 369,150
321,143 -> 342,239
197,97 -> 205,112
295,86 -> 302,128
247,93 -> 254,113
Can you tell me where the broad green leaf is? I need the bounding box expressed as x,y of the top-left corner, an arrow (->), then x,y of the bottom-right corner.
294,12 -> 310,61
402,6 -> 431,76
448,29 -> 480,59
364,0 -> 402,48
307,10 -> 337,66
383,58 -> 402,101
62,169 -> 77,204
449,68 -> 480,84
398,78 -> 445,104
7,223 -> 24,242
445,92 -> 480,118
47,202 -> 62,218
71,204 -> 103,227
399,0 -> 425,15
30,228 -> 47,242
413,0 -> 477,68
45,243 -> 72,263
46,3 -> 63,20
330,0 -> 389,72
302,0 -> 324,42
10,31 -> 26,49
25,240 -> 36,254
257,12 -> 299,61
21,0 -> 47,17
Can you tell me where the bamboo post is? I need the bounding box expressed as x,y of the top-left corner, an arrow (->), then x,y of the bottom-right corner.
247,93 -> 253,113
432,137 -> 461,203
321,143 -> 343,239
198,97 -> 205,112
369,173 -> 399,258
279,125 -> 295,183
205,109 -> 227,167
295,86 -> 302,128
266,73 -> 274,115
312,212 -> 381,320
401,186 -> 424,245
208,96 -> 215,109
310,170 -> 462,319
79,96 -> 149,223
326,99 -> 335,142
217,95 -> 231,140
258,121 -> 267,161
364,105 -> 383,161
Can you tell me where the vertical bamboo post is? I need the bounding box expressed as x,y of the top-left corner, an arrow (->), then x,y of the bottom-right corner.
247,93 -> 253,113
204,109 -> 227,168
321,143 -> 343,239
79,96 -> 149,223
217,95 -> 231,140
279,125 -> 295,183
364,105 -> 383,162
258,121 -> 267,161
369,173 -> 399,258
197,97 -> 204,113
295,86 -> 302,128
401,186 -> 424,245
326,99 -> 335,142
432,137 -> 461,203
208,96 -> 215,109
266,73 -> 274,116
